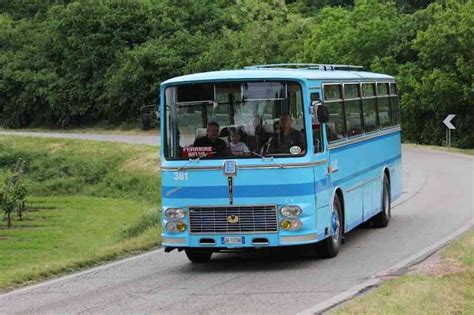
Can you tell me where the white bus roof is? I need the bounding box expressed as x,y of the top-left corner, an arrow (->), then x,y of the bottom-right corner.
162,68 -> 395,85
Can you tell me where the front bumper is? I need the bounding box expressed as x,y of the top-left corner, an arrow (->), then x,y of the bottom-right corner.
162,232 -> 322,249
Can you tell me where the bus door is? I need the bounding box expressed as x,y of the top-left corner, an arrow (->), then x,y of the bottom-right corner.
310,90 -> 331,234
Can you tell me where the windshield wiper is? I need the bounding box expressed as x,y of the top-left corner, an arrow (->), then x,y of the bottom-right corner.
177,152 -> 210,171
249,151 -> 285,169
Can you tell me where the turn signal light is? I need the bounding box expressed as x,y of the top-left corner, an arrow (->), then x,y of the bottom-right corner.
176,221 -> 187,232
280,219 -> 302,231
281,220 -> 292,230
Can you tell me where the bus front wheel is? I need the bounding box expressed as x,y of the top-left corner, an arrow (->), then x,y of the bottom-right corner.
185,249 -> 212,263
372,175 -> 391,228
316,195 -> 343,258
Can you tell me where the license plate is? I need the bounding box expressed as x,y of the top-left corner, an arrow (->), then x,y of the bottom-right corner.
222,236 -> 244,245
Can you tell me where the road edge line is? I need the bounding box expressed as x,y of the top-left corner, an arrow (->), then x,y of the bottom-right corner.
0,248 -> 164,298
297,220 -> 473,315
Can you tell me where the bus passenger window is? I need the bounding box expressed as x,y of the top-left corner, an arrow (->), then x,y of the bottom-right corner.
362,83 -> 378,132
311,92 -> 323,153
377,83 -> 391,128
390,83 -> 400,125
324,84 -> 345,142
344,84 -> 363,137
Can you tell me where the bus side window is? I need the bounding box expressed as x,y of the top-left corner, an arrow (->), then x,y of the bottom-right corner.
323,84 -> 345,142
390,83 -> 400,125
311,92 -> 324,153
377,83 -> 391,128
361,83 -> 378,132
343,84 -> 363,137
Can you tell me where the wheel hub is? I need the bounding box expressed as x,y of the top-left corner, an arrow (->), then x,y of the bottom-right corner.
331,210 -> 340,241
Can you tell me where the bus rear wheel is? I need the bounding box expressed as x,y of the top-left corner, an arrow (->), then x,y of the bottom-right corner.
316,195 -> 343,258
185,249 -> 212,263
373,175 -> 391,228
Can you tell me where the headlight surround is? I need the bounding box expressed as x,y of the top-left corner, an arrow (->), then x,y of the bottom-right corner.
280,205 -> 302,218
165,208 -> 186,219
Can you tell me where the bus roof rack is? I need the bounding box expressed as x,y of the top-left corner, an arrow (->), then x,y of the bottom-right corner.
243,63 -> 364,71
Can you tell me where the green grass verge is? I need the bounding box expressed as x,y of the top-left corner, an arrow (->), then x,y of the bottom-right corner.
0,136 -> 162,290
331,231 -> 474,314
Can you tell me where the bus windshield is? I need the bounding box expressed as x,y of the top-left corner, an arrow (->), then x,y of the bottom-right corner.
164,81 -> 306,160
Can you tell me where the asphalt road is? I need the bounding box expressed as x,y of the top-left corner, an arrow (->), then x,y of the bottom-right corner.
0,132 -> 472,314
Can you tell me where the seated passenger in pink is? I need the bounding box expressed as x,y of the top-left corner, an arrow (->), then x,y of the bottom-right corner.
229,127 -> 250,156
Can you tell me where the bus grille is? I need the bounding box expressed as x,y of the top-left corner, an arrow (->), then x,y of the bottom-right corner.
189,206 -> 278,234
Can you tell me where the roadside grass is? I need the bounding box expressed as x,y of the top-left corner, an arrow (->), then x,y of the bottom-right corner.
0,136 -> 162,290
331,231 -> 474,314
403,143 -> 474,156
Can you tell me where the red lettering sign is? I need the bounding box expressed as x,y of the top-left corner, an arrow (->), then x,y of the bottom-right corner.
182,146 -> 214,158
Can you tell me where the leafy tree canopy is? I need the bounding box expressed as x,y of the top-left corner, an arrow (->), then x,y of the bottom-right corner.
0,0 -> 472,147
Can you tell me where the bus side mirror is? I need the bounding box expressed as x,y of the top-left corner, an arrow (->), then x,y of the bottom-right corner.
317,105 -> 329,124
310,93 -> 320,115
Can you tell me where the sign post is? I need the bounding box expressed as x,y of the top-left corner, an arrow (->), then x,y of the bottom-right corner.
443,114 -> 456,147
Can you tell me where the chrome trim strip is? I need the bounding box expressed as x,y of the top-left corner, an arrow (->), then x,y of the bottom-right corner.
161,165 -> 223,171
252,241 -> 270,246
162,237 -> 187,245
161,159 -> 327,171
199,240 -> 216,247
280,233 -> 318,244
328,127 -> 401,150
238,159 -> 327,170
190,231 -> 275,235
346,176 -> 380,192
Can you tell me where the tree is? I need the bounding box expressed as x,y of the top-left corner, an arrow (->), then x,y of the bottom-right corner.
397,0 -> 474,147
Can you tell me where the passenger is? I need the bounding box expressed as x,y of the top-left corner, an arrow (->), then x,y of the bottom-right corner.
267,114 -> 306,154
193,122 -> 229,157
229,127 -> 250,156
273,121 -> 280,135
247,115 -> 271,153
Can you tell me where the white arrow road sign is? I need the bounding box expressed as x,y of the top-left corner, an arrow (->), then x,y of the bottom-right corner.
443,114 -> 456,130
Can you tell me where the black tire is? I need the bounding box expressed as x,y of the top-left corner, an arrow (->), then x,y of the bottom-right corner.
373,175 -> 391,228
185,249 -> 212,263
316,195 -> 343,258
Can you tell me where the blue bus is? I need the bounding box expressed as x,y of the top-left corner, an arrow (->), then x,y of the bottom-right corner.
159,64 -> 402,262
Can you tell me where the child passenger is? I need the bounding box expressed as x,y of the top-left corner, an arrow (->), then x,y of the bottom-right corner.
229,127 -> 250,156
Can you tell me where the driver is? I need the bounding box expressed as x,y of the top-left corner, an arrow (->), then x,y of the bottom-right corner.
246,114 -> 271,153
193,122 -> 229,157
267,114 -> 306,154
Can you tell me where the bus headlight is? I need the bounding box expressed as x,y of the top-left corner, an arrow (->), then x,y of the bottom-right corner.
166,220 -> 187,232
176,221 -> 187,232
280,219 -> 302,231
166,221 -> 177,232
280,206 -> 302,218
165,208 -> 186,219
